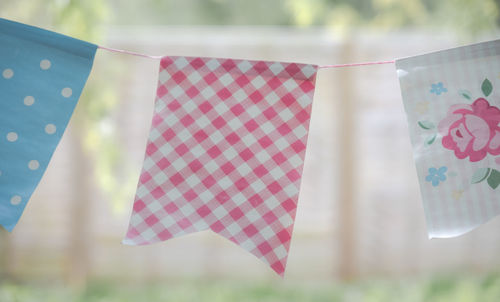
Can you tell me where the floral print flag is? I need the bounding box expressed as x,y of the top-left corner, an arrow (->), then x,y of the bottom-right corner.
396,39 -> 500,238
0,18 -> 96,231
124,56 -> 318,276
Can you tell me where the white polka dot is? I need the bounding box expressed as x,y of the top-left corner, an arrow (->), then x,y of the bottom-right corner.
28,160 -> 39,170
2,68 -> 13,79
24,96 -> 35,106
45,124 -> 56,134
6,132 -> 18,142
10,195 -> 21,205
61,87 -> 72,98
40,59 -> 51,70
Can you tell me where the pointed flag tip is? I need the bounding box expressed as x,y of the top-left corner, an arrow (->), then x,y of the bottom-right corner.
0,221 -> 15,232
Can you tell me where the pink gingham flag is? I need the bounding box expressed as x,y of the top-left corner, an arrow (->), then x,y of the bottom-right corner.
124,56 -> 318,276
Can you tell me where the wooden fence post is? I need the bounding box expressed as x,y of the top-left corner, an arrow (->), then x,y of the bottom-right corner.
337,39 -> 357,281
66,117 -> 92,289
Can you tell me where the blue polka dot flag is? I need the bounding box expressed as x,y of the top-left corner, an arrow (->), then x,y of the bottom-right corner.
0,18 -> 97,231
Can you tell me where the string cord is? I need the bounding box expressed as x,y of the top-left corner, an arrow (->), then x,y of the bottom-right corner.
98,45 -> 163,59
319,60 -> 395,68
98,45 -> 395,68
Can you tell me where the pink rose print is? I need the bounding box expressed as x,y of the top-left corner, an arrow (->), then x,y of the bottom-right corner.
438,98 -> 500,162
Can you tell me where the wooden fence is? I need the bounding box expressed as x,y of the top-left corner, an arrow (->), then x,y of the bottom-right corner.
1,27 -> 500,284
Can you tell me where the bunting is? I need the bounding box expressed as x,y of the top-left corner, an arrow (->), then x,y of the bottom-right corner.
0,18 -> 97,231
2,17 -> 500,277
123,56 -> 318,276
396,39 -> 500,238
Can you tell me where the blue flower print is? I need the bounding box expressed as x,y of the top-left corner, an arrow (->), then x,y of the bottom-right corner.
426,166 -> 448,186
430,82 -> 448,95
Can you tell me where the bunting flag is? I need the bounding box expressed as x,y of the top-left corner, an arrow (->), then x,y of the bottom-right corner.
124,56 -> 318,276
0,18 -> 97,231
396,39 -> 500,238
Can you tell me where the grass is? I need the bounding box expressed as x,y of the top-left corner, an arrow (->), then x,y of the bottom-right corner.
1,273 -> 500,301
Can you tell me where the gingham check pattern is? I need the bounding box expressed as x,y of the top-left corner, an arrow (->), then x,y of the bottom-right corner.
124,56 -> 318,276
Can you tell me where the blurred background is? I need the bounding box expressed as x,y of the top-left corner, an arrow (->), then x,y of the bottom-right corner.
1,0 -> 500,301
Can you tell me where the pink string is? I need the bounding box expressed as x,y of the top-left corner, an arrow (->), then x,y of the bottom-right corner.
98,45 -> 162,59
319,60 -> 395,69
98,45 -> 395,68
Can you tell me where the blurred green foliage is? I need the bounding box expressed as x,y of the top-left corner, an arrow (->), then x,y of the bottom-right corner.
2,274 -> 500,302
109,0 -> 499,35
2,0 -> 497,35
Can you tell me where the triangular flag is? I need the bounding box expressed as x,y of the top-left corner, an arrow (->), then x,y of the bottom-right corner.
0,18 -> 97,231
